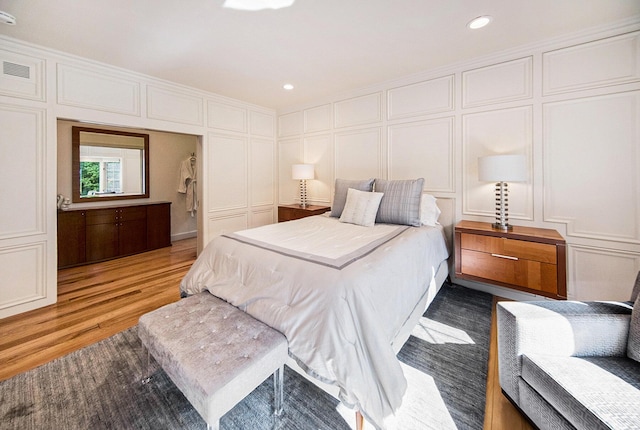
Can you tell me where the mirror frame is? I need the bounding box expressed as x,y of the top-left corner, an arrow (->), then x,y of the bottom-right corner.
72,126 -> 150,203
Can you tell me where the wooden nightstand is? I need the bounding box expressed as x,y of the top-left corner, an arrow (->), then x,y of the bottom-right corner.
454,220 -> 567,299
277,204 -> 331,222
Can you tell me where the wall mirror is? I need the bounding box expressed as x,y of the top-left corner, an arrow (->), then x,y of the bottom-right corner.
72,126 -> 150,202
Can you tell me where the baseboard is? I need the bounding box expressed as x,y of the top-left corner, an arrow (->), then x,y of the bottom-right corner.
171,231 -> 197,242
453,278 -> 555,302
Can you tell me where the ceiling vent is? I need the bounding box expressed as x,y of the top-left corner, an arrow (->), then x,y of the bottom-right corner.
3,61 -> 30,79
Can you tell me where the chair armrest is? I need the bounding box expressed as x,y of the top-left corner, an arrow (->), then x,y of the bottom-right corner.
496,300 -> 632,404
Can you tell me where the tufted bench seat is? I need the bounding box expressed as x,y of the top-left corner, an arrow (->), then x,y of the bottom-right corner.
138,292 -> 288,430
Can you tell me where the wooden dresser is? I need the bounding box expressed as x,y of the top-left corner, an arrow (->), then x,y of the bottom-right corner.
58,202 -> 171,268
277,204 -> 330,222
454,220 -> 567,299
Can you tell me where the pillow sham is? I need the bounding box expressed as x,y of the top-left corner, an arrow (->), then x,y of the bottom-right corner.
374,178 -> 424,227
339,188 -> 384,227
420,193 -> 441,227
330,178 -> 375,217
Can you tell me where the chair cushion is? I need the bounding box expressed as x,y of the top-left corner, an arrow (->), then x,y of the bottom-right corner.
521,354 -> 640,430
628,294 -> 640,362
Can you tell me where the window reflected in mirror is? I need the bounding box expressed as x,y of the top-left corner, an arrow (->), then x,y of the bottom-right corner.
72,126 -> 150,202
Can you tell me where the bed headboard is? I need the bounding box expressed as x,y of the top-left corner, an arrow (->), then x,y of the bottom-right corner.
434,196 -> 455,254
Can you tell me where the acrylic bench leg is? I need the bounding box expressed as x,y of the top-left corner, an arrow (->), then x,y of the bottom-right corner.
274,365 -> 284,416
141,344 -> 152,384
206,421 -> 220,430
356,411 -> 364,430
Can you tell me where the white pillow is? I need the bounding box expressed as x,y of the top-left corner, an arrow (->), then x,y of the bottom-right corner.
420,194 -> 441,226
339,188 -> 384,227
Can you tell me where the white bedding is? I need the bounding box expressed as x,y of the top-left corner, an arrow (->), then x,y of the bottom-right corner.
180,215 -> 449,429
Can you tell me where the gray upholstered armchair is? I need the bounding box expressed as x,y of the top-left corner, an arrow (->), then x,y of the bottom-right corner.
497,272 -> 640,430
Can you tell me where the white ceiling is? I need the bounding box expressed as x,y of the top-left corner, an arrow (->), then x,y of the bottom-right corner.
0,0 -> 638,110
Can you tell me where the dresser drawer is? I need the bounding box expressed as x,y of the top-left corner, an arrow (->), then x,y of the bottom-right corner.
460,233 -> 556,264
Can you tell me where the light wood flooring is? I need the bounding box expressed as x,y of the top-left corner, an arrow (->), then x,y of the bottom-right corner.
0,238 -> 532,429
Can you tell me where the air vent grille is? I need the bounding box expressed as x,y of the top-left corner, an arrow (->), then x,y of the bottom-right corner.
3,61 -> 30,79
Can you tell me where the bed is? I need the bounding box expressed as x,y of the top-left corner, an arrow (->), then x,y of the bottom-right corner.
180,179 -> 452,430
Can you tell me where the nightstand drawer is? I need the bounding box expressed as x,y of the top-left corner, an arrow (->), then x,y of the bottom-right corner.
460,249 -> 558,295
454,220 -> 567,299
460,233 -> 556,264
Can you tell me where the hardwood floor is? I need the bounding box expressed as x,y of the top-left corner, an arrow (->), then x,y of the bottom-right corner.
0,238 -> 531,429
484,296 -> 535,430
0,238 -> 196,382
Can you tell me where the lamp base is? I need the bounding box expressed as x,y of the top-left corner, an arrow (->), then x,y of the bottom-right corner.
491,222 -> 513,231
298,179 -> 308,209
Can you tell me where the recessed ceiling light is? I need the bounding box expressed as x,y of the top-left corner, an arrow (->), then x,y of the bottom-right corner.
0,11 -> 16,25
468,15 -> 492,30
283,84 -> 294,90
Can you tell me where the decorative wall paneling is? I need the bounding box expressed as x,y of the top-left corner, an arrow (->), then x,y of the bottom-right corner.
387,75 -> 454,120
207,133 -> 249,212
334,128 -> 383,184
334,92 -> 382,128
388,118 -> 454,192
250,138 -> 276,207
250,110 -> 275,137
0,104 -> 45,239
57,63 -> 141,116
0,103 -> 54,317
303,134 -> 333,204
0,243 -> 46,310
146,85 -> 204,126
0,36 -> 275,318
251,207 -> 276,228
543,31 -> 640,95
462,57 -> 533,108
462,106 -> 534,221
276,22 -> 640,301
304,104 -> 332,133
206,212 -> 248,238
278,138 -> 302,205
543,92 -> 640,244
278,111 -> 302,137
207,101 -> 247,132
0,49 -> 45,101
569,245 -> 640,301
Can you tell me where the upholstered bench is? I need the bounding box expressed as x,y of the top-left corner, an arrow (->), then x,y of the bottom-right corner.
138,292 -> 288,430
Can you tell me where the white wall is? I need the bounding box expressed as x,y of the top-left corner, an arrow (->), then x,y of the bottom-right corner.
0,36 -> 276,318
277,21 -> 640,301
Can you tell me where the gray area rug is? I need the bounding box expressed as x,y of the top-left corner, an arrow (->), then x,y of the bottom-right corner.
0,283 -> 492,430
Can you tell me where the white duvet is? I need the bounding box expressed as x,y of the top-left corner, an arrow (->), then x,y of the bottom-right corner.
180,215 -> 449,429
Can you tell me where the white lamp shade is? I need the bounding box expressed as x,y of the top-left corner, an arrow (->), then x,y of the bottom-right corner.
478,155 -> 527,182
292,164 -> 314,180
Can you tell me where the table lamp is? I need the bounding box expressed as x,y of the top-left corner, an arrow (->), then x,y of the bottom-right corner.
478,154 -> 526,231
292,164 -> 314,208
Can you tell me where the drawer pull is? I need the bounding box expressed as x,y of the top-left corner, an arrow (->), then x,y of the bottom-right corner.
491,253 -> 519,261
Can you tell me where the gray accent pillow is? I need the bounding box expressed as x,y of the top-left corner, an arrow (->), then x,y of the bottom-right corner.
330,178 -> 375,217
374,178 -> 424,227
628,294 -> 640,362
